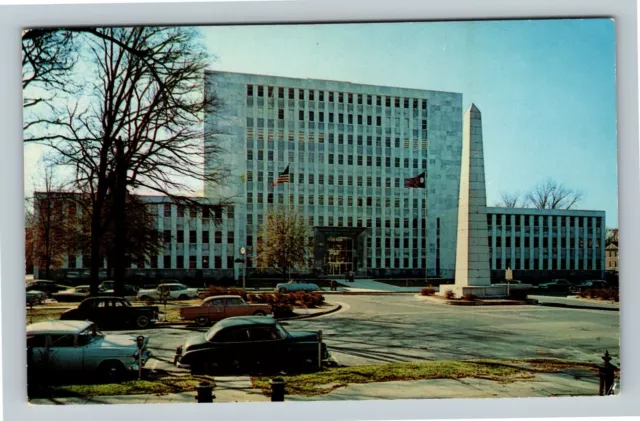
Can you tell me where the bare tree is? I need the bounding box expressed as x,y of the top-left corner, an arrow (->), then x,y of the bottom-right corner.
497,191 -> 522,208
525,178 -> 583,210
256,207 -> 312,281
26,27 -> 230,295
29,168 -> 79,279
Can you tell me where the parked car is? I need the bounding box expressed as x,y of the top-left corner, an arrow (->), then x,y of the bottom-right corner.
538,279 -> 574,293
570,280 -> 611,294
26,290 -> 47,305
275,280 -> 319,293
26,280 -> 71,297
179,295 -> 272,326
27,320 -> 150,381
60,296 -> 160,329
137,283 -> 199,302
174,316 -> 329,373
99,281 -> 139,295
52,285 -> 95,302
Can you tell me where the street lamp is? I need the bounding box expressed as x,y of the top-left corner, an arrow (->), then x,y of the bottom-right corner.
240,247 -> 246,290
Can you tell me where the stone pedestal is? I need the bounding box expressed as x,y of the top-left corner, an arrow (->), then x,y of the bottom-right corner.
441,104 -> 506,298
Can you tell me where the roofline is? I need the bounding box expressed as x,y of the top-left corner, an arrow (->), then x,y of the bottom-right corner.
205,70 -> 462,98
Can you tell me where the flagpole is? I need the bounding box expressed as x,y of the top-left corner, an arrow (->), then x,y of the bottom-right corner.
425,178 -> 428,285
288,172 -> 292,283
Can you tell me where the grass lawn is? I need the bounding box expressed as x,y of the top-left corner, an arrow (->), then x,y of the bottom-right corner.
30,373 -> 216,398
252,358 -> 601,396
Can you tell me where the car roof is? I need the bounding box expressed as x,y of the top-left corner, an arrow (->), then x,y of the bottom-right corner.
159,283 -> 185,286
203,295 -> 242,301
82,296 -> 127,300
216,316 -> 277,329
27,320 -> 92,335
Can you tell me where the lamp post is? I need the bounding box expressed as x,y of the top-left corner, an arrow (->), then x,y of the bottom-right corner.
240,247 -> 246,290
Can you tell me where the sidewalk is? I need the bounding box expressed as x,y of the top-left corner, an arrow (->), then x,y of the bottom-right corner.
531,295 -> 619,311
28,372 -> 602,405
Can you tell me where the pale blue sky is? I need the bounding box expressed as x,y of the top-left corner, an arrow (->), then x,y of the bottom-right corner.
201,19 -> 618,226
24,19 -> 618,225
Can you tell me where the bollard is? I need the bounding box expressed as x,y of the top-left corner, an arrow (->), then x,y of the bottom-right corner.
317,330 -> 323,370
195,382 -> 215,403
599,350 -> 616,396
270,378 -> 286,402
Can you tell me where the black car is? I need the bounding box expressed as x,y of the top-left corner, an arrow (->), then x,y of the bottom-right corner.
60,296 -> 160,329
99,281 -> 139,295
26,280 -> 71,297
174,316 -> 330,374
570,280 -> 611,294
538,279 -> 574,293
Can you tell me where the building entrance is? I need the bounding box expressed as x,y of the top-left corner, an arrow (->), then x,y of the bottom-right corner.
326,237 -> 354,275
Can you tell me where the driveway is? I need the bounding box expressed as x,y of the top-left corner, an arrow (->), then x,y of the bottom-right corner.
105,294 -> 619,372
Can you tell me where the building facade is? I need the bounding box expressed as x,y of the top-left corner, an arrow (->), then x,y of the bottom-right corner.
31,72 -> 608,283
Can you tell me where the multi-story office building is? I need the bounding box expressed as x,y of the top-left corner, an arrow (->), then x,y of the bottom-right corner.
487,208 -> 605,282
31,72 -> 607,283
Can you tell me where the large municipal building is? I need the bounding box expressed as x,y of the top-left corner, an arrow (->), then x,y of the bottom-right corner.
34,71 -> 607,284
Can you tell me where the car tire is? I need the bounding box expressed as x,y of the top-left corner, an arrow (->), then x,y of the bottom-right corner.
98,360 -> 127,383
136,315 -> 150,329
253,311 -> 266,316
178,294 -> 188,300
195,316 -> 209,327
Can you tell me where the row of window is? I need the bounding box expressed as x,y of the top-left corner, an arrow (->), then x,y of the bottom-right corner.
247,213 -> 428,229
256,111 -> 428,129
488,214 -> 602,228
493,258 -> 601,271
163,230 -> 234,244
247,193 -> 427,209
247,85 -> 429,110
148,205 -> 235,219
247,151 -> 426,169
247,132 -> 427,150
71,255 -> 236,270
489,237 -> 601,248
247,173 -> 425,188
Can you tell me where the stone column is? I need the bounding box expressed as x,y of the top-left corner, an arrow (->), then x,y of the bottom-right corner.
449,104 -> 495,295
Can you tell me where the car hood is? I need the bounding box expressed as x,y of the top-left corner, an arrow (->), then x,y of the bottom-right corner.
183,333 -> 209,352
100,334 -> 144,350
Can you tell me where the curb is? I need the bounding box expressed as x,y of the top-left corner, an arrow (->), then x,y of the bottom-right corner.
153,303 -> 343,326
537,302 -> 619,312
321,291 -> 419,295
277,303 -> 343,320
415,294 -> 538,306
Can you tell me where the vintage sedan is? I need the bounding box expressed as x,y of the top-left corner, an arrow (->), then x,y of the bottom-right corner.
275,280 -> 319,293
174,316 -> 330,374
137,283 -> 199,302
27,320 -> 150,381
26,280 -> 71,297
51,285 -> 94,302
60,296 -> 160,329
179,295 -> 272,326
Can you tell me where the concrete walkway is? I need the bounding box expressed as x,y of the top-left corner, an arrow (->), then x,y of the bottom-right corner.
28,372 -> 602,405
333,278 -> 426,293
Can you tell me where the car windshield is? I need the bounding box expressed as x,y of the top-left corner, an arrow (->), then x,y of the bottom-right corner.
205,325 -> 223,342
275,322 -> 288,338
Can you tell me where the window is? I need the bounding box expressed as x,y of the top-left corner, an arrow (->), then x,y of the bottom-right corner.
177,256 -> 184,269
257,86 -> 264,97
177,205 -> 185,217
189,230 -> 197,244
247,85 -> 253,96
164,230 -> 171,243
189,256 -> 197,269
215,231 -> 222,244
278,109 -> 284,120
164,255 -> 171,269
177,231 -> 184,243
228,232 -> 235,244
227,256 -> 234,269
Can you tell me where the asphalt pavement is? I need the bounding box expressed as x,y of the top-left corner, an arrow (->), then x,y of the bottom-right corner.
105,294 -> 620,374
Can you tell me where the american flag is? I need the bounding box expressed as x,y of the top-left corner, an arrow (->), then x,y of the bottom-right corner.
271,165 -> 290,187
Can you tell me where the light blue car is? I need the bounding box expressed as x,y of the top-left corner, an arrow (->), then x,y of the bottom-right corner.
275,280 -> 319,293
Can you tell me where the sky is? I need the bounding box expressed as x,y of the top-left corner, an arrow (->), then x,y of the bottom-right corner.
24,19 -> 618,226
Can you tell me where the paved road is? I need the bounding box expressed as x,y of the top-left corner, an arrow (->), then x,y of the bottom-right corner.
106,295 -> 619,373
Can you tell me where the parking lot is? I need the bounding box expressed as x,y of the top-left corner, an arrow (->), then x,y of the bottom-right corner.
107,294 -> 620,374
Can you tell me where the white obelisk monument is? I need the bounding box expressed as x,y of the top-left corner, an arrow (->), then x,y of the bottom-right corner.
440,104 -> 507,298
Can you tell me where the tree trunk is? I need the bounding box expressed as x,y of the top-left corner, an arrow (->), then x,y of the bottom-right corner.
112,140 -> 128,297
